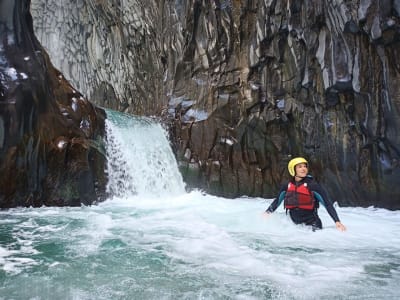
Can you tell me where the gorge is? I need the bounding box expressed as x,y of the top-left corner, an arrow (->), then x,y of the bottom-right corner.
1,0 -> 400,208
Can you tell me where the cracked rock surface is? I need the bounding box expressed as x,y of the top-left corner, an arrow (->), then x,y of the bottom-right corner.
31,0 -> 400,209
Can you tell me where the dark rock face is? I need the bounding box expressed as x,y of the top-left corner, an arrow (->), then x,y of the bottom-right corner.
0,0 -> 107,208
31,0 -> 400,209
166,0 -> 400,210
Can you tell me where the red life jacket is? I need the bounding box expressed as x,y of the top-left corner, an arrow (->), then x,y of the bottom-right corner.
284,182 -> 315,210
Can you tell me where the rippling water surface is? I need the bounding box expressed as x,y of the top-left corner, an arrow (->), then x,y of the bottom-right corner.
1,194 -> 399,299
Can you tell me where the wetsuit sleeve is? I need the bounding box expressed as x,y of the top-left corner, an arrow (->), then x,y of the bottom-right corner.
309,182 -> 340,223
265,184 -> 287,213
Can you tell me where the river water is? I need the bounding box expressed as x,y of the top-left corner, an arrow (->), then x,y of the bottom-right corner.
0,111 -> 399,299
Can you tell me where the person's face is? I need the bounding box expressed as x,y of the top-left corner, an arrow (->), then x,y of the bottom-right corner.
295,163 -> 308,177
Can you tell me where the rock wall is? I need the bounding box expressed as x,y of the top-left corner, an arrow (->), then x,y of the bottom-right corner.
31,0 -> 400,209
31,0 -> 165,114
0,0 -> 107,208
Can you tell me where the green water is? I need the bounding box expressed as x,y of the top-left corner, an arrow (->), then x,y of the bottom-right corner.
1,195 -> 399,300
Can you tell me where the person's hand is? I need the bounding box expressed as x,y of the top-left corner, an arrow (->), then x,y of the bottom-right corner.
262,211 -> 271,218
335,221 -> 346,231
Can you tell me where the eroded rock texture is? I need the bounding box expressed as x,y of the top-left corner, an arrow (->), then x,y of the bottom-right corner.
31,0 -> 400,209
0,0 -> 107,208
31,0 -> 164,114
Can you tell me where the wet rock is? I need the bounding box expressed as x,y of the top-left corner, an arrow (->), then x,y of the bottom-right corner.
0,0 -> 106,208
31,0 -> 400,209
168,0 -> 400,209
30,0 -> 165,115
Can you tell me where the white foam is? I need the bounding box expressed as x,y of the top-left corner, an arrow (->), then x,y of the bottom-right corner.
0,189 -> 399,298
105,111 -> 186,198
0,245 -> 39,275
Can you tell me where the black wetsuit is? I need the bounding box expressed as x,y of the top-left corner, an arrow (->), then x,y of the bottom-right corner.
265,175 -> 340,230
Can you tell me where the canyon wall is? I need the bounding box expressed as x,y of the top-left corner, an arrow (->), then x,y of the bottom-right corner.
31,0 -> 400,209
0,0 -> 107,208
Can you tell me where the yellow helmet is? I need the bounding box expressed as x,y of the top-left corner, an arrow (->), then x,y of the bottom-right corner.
288,157 -> 308,176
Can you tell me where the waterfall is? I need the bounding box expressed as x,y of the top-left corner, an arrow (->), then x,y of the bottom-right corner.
104,109 -> 185,198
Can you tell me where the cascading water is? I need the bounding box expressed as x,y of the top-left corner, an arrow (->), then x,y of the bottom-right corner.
0,110 -> 399,300
104,110 -> 185,198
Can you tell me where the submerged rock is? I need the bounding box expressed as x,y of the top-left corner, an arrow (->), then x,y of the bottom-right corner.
0,0 -> 107,208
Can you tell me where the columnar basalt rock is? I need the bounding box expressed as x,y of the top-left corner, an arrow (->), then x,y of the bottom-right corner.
0,0 -> 107,208
31,0 -> 400,209
31,0 -> 165,115
164,0 -> 400,209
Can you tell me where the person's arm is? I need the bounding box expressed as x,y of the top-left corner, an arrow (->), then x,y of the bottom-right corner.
265,184 -> 287,213
310,182 -> 346,231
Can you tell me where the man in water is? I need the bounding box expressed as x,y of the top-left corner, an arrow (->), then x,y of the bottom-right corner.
264,157 -> 346,231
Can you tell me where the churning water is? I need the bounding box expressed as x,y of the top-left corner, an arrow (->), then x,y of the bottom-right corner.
1,111 -> 399,300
